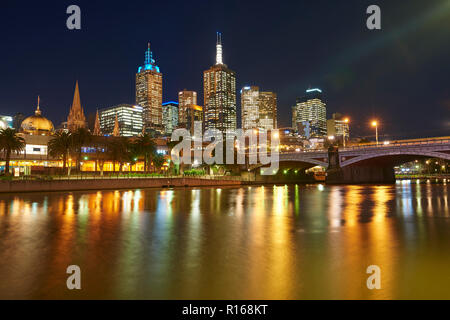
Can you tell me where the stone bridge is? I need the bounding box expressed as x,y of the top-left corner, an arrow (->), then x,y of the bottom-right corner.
273,137 -> 450,183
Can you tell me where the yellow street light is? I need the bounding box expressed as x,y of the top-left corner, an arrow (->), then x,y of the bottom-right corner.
371,120 -> 379,145
343,118 -> 349,147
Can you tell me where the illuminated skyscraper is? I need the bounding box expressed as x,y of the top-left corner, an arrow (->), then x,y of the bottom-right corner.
185,104 -> 203,135
136,43 -> 163,134
295,88 -> 327,137
178,90 -> 197,127
203,32 -> 236,132
258,91 -> 277,131
241,86 -> 260,130
241,86 -> 277,131
327,113 -> 349,142
162,101 -> 179,135
291,106 -> 297,130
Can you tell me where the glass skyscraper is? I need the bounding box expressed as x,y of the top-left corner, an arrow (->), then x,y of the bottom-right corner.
162,101 -> 179,135
295,88 -> 327,137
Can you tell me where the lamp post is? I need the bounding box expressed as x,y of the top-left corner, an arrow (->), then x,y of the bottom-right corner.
343,118 -> 349,148
371,120 -> 378,145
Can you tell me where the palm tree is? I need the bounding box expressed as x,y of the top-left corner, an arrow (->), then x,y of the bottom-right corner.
70,128 -> 92,172
48,131 -> 72,174
0,128 -> 25,175
134,133 -> 156,172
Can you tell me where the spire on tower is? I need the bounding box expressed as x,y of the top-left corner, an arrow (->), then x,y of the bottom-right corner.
35,95 -> 42,115
113,113 -> 120,137
216,32 -> 223,65
145,42 -> 153,65
217,32 -> 222,45
93,109 -> 101,136
67,80 -> 87,132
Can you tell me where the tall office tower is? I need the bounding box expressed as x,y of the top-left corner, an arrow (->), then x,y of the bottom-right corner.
178,90 -> 197,127
162,101 -> 179,135
203,32 -> 236,132
291,106 -> 297,130
185,104 -> 203,135
241,86 -> 277,131
327,112 -> 349,141
136,43 -> 163,134
67,81 -> 87,132
99,104 -> 143,137
295,88 -> 327,137
258,91 -> 277,131
241,86 -> 260,130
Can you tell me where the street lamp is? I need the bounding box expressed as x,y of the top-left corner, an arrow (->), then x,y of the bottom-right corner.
343,118 -> 349,148
371,120 -> 378,145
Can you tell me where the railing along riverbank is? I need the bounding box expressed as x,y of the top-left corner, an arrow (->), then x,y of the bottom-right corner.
0,175 -> 243,193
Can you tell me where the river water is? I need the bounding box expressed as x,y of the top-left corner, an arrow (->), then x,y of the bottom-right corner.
0,180 -> 449,299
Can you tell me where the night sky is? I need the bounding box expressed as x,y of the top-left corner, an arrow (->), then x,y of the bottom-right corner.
0,0 -> 449,139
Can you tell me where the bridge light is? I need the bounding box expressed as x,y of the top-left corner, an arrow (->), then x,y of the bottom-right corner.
371,121 -> 378,127
383,141 -> 390,145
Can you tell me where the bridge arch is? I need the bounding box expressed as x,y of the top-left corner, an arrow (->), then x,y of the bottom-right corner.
340,150 -> 450,167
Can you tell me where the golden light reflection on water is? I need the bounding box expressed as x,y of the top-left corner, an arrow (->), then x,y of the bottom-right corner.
0,181 -> 449,299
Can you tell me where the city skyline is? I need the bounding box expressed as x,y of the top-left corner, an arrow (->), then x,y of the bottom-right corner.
0,1 -> 449,139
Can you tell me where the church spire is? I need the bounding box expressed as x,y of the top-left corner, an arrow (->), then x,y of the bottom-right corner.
72,81 -> 82,113
67,80 -> 87,132
216,32 -> 223,65
93,109 -> 101,136
113,113 -> 120,137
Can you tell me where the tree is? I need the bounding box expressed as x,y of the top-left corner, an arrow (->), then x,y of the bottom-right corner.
134,133 -> 156,172
48,131 -> 72,174
107,137 -> 130,172
70,128 -> 92,171
0,128 -> 25,175
152,154 -> 166,174
167,140 -> 179,175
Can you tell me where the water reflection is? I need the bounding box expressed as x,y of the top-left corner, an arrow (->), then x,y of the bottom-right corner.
0,180 -> 449,299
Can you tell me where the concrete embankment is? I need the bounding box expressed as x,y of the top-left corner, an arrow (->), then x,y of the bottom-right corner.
0,177 -> 242,193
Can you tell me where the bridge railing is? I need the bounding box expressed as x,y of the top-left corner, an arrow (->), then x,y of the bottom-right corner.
341,137 -> 450,151
241,137 -> 450,156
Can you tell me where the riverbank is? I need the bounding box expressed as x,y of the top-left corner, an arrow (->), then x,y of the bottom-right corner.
0,176 -> 242,193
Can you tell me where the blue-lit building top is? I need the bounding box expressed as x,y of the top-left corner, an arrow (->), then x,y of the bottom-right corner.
137,43 -> 160,74
0,115 -> 13,129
